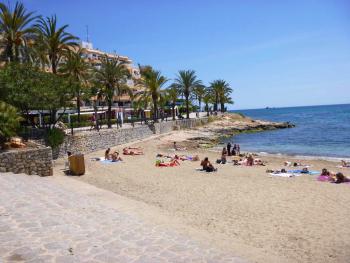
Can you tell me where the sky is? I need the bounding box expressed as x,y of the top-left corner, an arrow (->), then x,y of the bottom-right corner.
17,0 -> 350,109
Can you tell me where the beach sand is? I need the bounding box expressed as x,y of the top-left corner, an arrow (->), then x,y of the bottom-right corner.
54,131 -> 350,263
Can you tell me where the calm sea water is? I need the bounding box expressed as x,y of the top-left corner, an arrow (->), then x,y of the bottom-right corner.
227,104 -> 350,159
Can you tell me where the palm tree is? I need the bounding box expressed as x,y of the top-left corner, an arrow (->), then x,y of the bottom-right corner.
94,55 -> 130,128
166,84 -> 179,120
174,70 -> 202,119
193,85 -> 206,112
35,15 -> 78,74
202,91 -> 213,117
0,1 -> 38,62
209,80 -> 233,112
139,68 -> 168,122
59,48 -> 91,124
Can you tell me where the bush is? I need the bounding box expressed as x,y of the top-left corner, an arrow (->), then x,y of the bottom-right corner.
46,128 -> 65,149
0,101 -> 22,145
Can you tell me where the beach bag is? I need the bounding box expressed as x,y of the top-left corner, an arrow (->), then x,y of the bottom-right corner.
216,159 -> 221,164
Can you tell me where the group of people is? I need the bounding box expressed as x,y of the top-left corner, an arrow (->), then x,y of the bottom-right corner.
226,143 -> 240,156
156,153 -> 200,167
105,148 -> 123,162
319,168 -> 350,184
104,146 -> 144,161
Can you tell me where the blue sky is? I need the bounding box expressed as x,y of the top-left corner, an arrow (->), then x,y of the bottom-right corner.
18,0 -> 350,109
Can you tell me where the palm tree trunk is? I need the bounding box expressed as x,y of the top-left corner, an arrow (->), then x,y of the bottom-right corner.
199,99 -> 202,112
153,99 -> 158,122
220,102 -> 225,112
107,99 -> 112,128
185,96 -> 190,119
172,104 -> 175,120
77,94 -> 81,124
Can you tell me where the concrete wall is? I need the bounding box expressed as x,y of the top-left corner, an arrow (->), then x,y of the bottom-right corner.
0,145 -> 53,177
57,117 -> 209,158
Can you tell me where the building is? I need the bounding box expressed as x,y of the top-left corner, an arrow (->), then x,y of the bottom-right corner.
79,41 -> 142,109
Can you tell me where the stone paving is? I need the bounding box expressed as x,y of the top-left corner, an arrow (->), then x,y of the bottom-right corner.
0,173 -> 245,262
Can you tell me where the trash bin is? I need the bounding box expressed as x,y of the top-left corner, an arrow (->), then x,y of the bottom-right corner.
68,154 -> 85,175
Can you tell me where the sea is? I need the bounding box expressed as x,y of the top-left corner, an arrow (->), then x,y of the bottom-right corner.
226,104 -> 350,160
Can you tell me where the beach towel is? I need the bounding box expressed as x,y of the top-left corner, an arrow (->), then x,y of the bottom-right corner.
100,157 -> 122,164
288,170 -> 320,175
269,173 -> 300,178
317,175 -> 332,182
336,165 -> 350,168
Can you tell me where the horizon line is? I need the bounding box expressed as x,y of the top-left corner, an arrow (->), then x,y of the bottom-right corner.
230,102 -> 350,111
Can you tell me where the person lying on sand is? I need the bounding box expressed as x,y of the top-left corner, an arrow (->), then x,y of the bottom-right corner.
254,158 -> 266,166
341,160 -> 350,167
284,161 -> 309,167
201,157 -> 217,172
173,142 -> 186,151
174,154 -> 200,161
123,147 -> 144,155
156,159 -> 180,167
333,172 -> 350,184
266,168 -> 288,174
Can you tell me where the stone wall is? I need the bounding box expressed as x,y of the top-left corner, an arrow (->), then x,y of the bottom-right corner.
0,145 -> 53,177
57,117 -> 209,158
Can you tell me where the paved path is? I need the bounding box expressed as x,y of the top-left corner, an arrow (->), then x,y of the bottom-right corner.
0,173 -> 245,263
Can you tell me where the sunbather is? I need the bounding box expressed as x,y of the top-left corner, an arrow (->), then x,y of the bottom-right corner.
333,172 -> 350,184
341,160 -> 350,167
123,147 -> 143,155
111,151 -> 123,162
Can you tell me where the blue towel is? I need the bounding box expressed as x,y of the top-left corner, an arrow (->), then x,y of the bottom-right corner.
288,170 -> 320,175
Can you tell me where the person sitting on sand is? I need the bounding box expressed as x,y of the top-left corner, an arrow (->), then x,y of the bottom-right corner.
219,147 -> 227,164
321,168 -> 330,176
333,172 -> 350,184
245,154 -> 254,166
105,148 -> 112,160
123,147 -> 143,155
111,151 -> 123,162
201,157 -> 217,172
341,160 -> 350,167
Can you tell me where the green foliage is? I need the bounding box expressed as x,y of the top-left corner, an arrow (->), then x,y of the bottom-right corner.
46,128 -> 65,148
0,101 -> 22,145
174,70 -> 202,118
138,66 -> 168,121
0,62 -> 74,126
0,1 -> 39,62
34,15 -> 78,73
209,80 -> 233,112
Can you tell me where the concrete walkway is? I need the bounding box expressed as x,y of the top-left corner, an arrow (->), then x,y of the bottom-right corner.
0,173 -> 245,263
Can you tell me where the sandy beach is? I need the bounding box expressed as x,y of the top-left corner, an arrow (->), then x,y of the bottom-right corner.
53,129 -> 350,263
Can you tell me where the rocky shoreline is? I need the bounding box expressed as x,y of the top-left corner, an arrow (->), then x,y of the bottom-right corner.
173,113 -> 295,149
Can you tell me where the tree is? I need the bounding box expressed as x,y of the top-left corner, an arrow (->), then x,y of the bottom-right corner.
174,70 -> 202,119
193,85 -> 206,112
209,79 -> 233,112
0,101 -> 22,146
0,1 -> 38,62
166,84 -> 179,120
0,62 -> 41,125
138,67 -> 168,122
202,90 -> 213,117
35,15 -> 78,74
94,55 -> 130,128
59,48 -> 91,124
